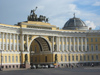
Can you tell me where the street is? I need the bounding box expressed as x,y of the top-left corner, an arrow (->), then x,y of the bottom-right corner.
0,67 -> 100,75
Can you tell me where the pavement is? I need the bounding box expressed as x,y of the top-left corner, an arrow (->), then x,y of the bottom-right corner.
0,67 -> 100,75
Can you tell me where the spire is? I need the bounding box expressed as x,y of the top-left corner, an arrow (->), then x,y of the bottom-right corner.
73,13 -> 75,18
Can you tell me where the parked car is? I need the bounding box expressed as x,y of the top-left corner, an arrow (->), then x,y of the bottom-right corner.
48,64 -> 54,68
36,64 -> 42,69
30,65 -> 36,69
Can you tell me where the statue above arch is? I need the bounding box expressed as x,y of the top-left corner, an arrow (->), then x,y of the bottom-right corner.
27,7 -> 49,23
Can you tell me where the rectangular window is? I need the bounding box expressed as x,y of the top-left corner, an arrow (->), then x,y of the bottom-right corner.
2,56 -> 3,62
68,55 -> 70,61
72,56 -> 74,61
83,46 -> 85,50
75,45 -> 77,50
91,38 -> 93,42
71,45 -> 73,50
65,55 -> 67,61
5,56 -> 7,63
91,45 -> 93,51
35,57 -> 37,62
87,38 -> 88,42
80,55 -> 82,61
79,45 -> 81,50
9,56 -> 10,62
95,38 -> 97,42
79,38 -> 81,42
12,56 -> 14,62
92,55 -> 94,60
16,56 -> 18,62
84,55 -> 86,61
88,55 -> 89,61
61,55 -> 63,61
96,45 -> 98,51
87,45 -> 89,51
83,38 -> 85,42
76,55 -> 78,61
96,55 -> 98,60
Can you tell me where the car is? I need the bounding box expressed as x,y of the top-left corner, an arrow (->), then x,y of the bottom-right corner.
36,64 -> 42,69
48,64 -> 54,68
30,65 -> 36,69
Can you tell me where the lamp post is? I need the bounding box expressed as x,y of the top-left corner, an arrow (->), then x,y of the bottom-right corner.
0,49 -> 3,71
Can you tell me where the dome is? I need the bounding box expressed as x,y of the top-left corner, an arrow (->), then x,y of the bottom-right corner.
63,15 -> 88,30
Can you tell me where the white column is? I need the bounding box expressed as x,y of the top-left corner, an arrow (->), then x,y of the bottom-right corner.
69,37 -> 71,51
17,34 -> 19,51
20,34 -> 24,51
65,37 -> 68,52
52,36 -> 54,52
77,37 -> 79,51
9,33 -> 11,51
73,37 -> 75,51
56,36 -> 58,51
6,33 -> 8,50
13,34 -> 15,51
62,37 -> 64,52
58,37 -> 60,52
26,35 -> 29,51
85,37 -> 87,51
0,32 -> 1,49
81,37 -> 83,51
1,33 -> 4,50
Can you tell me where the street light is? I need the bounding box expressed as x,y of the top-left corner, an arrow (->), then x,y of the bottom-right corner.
0,49 -> 3,71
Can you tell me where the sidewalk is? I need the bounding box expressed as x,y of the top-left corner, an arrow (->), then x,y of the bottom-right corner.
1,68 -> 29,71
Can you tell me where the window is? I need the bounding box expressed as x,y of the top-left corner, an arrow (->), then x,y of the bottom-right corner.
88,55 -> 89,61
65,55 -> 67,61
75,45 -> 77,50
96,55 -> 98,60
95,38 -> 97,42
83,46 -> 85,50
87,38 -> 88,42
35,57 -> 37,62
16,56 -> 18,62
91,38 -> 93,42
68,55 -> 70,61
12,56 -> 14,62
45,56 -> 47,62
60,45 -> 61,50
20,56 -> 21,62
72,56 -> 74,61
79,38 -> 81,42
5,56 -> 7,63
83,38 -> 85,42
80,55 -> 82,61
71,38 -> 73,42
76,55 -> 78,61
9,56 -> 10,62
61,55 -> 63,61
92,55 -> 94,60
68,45 -> 69,51
84,55 -> 86,61
95,45 -> 98,51
35,46 -> 36,53
87,45 -> 89,51
2,56 -> 3,62
75,38 -> 77,42
71,45 -> 73,50
79,45 -> 81,50
91,45 -> 93,51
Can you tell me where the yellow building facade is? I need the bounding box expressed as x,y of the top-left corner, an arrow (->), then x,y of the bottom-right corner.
0,10 -> 100,69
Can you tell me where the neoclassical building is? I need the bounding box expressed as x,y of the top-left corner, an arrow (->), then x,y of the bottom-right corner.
0,9 -> 100,69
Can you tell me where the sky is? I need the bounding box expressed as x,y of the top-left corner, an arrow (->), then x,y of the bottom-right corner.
0,0 -> 100,30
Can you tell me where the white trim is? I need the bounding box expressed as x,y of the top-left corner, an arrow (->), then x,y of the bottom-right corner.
1,63 -> 21,65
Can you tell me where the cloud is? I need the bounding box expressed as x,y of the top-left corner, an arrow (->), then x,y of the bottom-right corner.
93,1 -> 100,6
85,21 -> 96,29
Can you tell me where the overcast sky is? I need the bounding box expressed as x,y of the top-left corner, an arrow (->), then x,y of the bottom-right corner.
0,0 -> 100,30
